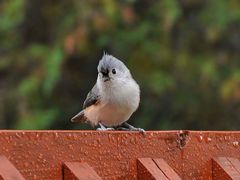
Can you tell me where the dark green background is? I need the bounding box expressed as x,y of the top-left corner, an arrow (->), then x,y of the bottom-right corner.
1,0 -> 240,130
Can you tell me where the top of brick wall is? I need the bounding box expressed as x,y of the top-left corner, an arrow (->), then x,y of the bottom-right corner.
0,130 -> 239,179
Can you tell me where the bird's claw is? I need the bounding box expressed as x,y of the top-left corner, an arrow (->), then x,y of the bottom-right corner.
97,127 -> 115,131
117,124 -> 145,134
97,123 -> 115,131
135,128 -> 145,133
129,127 -> 146,134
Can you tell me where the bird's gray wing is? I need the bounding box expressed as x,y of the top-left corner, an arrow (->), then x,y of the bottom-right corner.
71,84 -> 100,123
83,84 -> 100,109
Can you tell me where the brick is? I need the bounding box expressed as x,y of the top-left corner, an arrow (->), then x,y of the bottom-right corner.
153,158 -> 181,180
212,157 -> 240,180
0,156 -> 25,180
137,158 -> 168,180
63,162 -> 101,180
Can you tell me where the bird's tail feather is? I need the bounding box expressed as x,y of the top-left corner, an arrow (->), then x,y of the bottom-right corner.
71,110 -> 87,123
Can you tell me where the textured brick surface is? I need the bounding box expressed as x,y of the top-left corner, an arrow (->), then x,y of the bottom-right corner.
137,158 -> 167,180
153,158 -> 181,180
0,130 -> 239,179
0,156 -> 25,180
212,157 -> 240,180
63,162 -> 101,180
181,131 -> 240,179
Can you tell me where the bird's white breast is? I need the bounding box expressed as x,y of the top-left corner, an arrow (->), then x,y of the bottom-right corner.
85,78 -> 140,127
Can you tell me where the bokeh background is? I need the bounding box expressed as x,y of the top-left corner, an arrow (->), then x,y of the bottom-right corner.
1,0 -> 240,130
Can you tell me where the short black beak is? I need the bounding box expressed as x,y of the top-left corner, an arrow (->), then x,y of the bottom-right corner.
100,67 -> 109,77
100,68 -> 110,82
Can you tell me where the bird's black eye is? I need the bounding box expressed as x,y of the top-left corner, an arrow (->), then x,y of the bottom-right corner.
112,69 -> 116,74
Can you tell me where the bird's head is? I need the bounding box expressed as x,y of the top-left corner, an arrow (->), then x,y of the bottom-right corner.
97,53 -> 131,83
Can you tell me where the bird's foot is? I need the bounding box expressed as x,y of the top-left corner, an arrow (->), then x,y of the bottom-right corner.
117,122 -> 145,134
97,123 -> 115,131
97,127 -> 115,131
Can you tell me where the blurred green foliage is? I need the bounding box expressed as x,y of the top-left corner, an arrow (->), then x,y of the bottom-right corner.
1,0 -> 240,130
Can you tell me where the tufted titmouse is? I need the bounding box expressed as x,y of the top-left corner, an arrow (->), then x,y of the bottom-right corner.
71,53 -> 144,132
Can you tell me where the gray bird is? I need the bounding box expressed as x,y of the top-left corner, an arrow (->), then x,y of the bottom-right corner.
71,53 -> 144,132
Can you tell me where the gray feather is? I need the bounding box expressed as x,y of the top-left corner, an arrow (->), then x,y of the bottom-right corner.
71,84 -> 100,123
71,110 -> 86,122
83,84 -> 100,109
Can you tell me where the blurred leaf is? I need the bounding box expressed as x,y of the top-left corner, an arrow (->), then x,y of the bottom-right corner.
16,108 -> 58,129
103,0 -> 118,20
28,44 -> 49,58
200,0 -> 231,41
162,0 -> 181,30
43,46 -> 64,95
149,71 -> 174,95
0,59 -> 11,70
0,0 -> 25,31
198,58 -> 218,82
220,70 -> 240,100
18,76 -> 40,96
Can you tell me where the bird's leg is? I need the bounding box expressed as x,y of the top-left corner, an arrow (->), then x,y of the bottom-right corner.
117,122 -> 145,133
97,123 -> 115,131
116,127 -> 129,131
